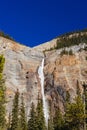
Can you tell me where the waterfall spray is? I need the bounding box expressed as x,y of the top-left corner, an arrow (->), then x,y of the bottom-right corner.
38,58 -> 49,127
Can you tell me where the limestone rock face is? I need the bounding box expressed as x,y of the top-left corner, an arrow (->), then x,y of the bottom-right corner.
0,36 -> 87,117
44,49 -> 87,112
32,39 -> 57,51
0,36 -> 43,116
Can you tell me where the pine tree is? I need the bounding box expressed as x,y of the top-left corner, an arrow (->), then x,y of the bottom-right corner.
48,117 -> 54,130
28,102 -> 38,130
48,98 -> 54,130
76,80 -> 81,96
65,95 -> 84,130
53,108 -> 64,130
65,90 -> 70,113
85,86 -> 87,125
36,99 -> 47,130
82,82 -> 87,130
19,94 -> 27,130
0,55 -> 6,129
11,89 -> 19,130
7,113 -> 11,130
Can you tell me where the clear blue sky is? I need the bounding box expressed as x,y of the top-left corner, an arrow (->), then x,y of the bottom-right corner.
0,0 -> 87,47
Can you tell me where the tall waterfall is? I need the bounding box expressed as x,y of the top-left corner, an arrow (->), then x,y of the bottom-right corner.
38,58 -> 49,126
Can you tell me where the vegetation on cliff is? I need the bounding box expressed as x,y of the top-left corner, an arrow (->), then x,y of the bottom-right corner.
28,98 -> 46,130
0,31 -> 14,41
0,55 -> 6,130
44,29 -> 87,52
10,90 -> 20,130
19,94 -> 27,130
55,33 -> 87,49
9,90 -> 27,130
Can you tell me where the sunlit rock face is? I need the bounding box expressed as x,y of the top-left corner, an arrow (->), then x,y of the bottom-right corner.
0,36 -> 44,116
44,49 -> 87,113
0,36 -> 87,117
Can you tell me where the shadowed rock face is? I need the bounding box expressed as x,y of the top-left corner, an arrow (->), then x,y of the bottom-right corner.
0,36 -> 87,117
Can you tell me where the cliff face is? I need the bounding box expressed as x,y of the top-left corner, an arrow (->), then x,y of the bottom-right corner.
0,35 -> 87,117
44,49 -> 87,113
0,36 -> 43,116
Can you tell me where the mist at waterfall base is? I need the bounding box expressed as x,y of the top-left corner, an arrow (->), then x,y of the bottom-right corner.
38,59 -> 49,126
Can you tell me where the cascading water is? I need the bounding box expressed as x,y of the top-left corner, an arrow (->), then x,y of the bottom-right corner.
38,58 -> 49,126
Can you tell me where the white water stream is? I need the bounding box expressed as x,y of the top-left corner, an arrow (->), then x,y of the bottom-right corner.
38,59 -> 49,126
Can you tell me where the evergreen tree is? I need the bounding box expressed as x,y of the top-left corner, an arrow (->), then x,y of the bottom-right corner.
7,113 -> 11,130
65,95 -> 84,130
48,117 -> 54,130
65,90 -> 70,113
85,86 -> 87,125
36,99 -> 47,130
76,80 -> 81,96
65,91 -> 70,103
19,94 -> 27,130
53,108 -> 64,130
64,90 -> 71,130
82,82 -> 87,129
0,55 -> 6,129
48,99 -> 54,130
11,89 -> 19,130
28,102 -> 38,130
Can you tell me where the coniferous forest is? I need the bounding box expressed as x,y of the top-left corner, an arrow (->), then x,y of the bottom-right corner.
0,54 -> 87,130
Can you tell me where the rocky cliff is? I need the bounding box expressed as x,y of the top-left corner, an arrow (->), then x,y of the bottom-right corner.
0,36 -> 44,116
44,48 -> 87,113
0,33 -> 87,117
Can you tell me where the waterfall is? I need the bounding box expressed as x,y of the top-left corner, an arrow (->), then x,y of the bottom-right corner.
38,58 -> 49,126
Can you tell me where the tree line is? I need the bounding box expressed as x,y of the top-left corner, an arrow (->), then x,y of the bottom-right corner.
0,55 -> 87,130
55,33 -> 87,49
0,31 -> 14,41
44,30 -> 87,52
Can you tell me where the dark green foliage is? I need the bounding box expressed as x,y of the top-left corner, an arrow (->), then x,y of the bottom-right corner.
60,49 -> 68,56
36,99 -> 47,130
7,113 -> 11,130
85,56 -> 87,60
28,102 -> 38,130
66,91 -> 70,101
56,33 -> 87,50
53,108 -> 64,130
65,94 -> 84,130
0,55 -> 6,129
0,31 -> 14,41
85,92 -> 87,125
44,29 -> 87,52
69,49 -> 73,55
76,80 -> 81,96
82,83 -> 87,126
48,117 -> 54,130
56,28 -> 87,39
83,46 -> 87,51
48,100 -> 54,130
19,94 -> 27,130
11,89 -> 19,130
65,91 -> 70,106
